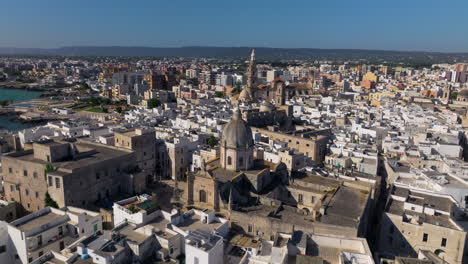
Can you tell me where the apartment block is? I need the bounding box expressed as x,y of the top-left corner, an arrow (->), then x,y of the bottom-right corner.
7,206 -> 102,264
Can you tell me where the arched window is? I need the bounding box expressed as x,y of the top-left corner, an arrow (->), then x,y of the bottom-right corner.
199,190 -> 207,203
228,156 -> 232,165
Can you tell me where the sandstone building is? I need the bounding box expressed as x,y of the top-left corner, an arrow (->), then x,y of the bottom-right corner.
2,139 -> 145,214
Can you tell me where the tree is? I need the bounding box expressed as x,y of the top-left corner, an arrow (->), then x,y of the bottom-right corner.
214,92 -> 225,98
147,98 -> 161,109
116,106 -> 123,113
44,164 -> 57,175
0,100 -> 10,107
79,82 -> 90,91
231,81 -> 242,94
44,192 -> 59,208
207,135 -> 218,148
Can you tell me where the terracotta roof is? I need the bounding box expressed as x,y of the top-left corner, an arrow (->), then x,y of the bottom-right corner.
272,78 -> 283,83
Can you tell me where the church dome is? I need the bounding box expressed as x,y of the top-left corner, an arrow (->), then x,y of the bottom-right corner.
259,101 -> 275,112
238,88 -> 252,102
222,108 -> 254,149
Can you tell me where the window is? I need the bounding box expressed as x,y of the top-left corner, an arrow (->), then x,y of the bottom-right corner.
228,156 -> 232,165
55,178 -> 60,188
423,233 -> 428,242
48,176 -> 53,186
58,226 -> 63,236
10,185 -> 14,192
248,225 -> 253,233
39,251 -> 43,257
199,190 -> 207,203
46,155 -> 50,162
239,157 -> 244,166
8,168 -> 12,173
25,189 -> 29,196
311,197 -> 316,203
169,247 -> 174,254
23,170 -> 28,177
298,194 -> 303,203
33,172 -> 38,178
441,238 -> 447,247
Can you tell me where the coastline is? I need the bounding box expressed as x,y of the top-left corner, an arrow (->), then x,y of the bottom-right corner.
0,86 -> 48,131
0,81 -> 68,91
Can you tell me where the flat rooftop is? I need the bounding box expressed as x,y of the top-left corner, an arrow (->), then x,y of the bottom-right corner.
186,229 -> 221,251
386,199 -> 458,230
13,210 -> 65,232
118,224 -> 151,245
5,141 -> 132,171
176,213 -> 224,233
320,186 -> 368,228
392,186 -> 453,212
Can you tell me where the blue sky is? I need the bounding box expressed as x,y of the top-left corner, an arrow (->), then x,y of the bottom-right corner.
1,0 -> 467,52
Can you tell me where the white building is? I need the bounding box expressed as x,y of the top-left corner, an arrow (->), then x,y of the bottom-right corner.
185,229 -> 224,264
7,206 -> 102,264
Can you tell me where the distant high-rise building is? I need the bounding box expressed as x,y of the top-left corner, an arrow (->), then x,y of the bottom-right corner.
266,70 -> 281,82
199,70 -> 216,85
363,72 -> 379,83
112,72 -> 145,86
216,72 -> 234,87
186,68 -> 200,79
144,72 -> 176,90
455,63 -> 468,73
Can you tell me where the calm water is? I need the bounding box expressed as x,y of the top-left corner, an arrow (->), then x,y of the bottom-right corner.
0,87 -> 44,131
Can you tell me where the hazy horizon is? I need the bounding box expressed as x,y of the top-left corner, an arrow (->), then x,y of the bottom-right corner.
1,45 -> 468,54
1,0 -> 468,52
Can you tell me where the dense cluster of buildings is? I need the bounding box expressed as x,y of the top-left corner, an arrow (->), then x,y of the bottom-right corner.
1,52 -> 468,263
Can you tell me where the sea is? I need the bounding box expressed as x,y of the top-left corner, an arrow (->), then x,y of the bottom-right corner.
0,87 -> 43,131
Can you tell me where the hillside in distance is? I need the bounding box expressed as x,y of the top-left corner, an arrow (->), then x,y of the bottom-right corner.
1,46 -> 468,63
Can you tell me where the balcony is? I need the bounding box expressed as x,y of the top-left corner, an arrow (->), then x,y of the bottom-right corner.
28,233 -> 78,255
